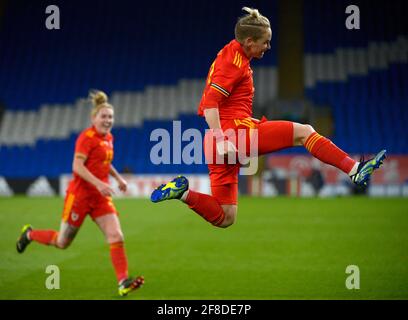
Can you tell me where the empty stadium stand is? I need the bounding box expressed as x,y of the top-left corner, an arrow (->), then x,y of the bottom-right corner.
0,0 -> 406,179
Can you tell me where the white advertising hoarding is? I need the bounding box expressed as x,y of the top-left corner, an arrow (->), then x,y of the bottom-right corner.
59,174 -> 211,198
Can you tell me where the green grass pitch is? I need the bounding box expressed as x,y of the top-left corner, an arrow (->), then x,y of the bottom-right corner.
1,196 -> 407,300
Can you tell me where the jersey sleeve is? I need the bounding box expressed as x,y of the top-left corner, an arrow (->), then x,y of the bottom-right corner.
75,132 -> 93,158
201,57 -> 243,109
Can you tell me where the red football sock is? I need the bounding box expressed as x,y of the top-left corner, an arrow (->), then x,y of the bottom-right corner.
29,230 -> 58,246
304,132 -> 356,174
185,190 -> 225,226
110,242 -> 129,283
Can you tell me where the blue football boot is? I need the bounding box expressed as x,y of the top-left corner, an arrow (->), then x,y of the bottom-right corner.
350,149 -> 387,187
150,175 -> 189,203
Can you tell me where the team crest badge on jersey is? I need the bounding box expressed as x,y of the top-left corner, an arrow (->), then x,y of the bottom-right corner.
71,212 -> 79,221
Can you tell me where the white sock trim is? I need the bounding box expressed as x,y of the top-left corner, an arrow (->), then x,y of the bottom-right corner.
348,162 -> 359,176
180,190 -> 189,202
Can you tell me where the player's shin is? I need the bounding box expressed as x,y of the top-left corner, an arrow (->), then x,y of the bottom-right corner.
184,190 -> 225,227
110,241 -> 129,283
304,132 -> 356,174
30,230 -> 59,246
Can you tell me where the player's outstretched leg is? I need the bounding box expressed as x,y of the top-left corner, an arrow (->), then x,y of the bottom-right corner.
118,275 -> 145,297
292,125 -> 387,188
150,175 -> 189,202
350,149 -> 387,187
16,224 -> 33,253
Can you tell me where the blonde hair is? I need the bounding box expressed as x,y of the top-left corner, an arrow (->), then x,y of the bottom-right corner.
235,7 -> 271,42
88,90 -> 113,117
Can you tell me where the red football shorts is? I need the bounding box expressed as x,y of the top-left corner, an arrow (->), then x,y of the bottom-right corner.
61,190 -> 118,227
204,117 -> 294,204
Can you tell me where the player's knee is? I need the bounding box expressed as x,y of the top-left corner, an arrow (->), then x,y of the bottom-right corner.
304,124 -> 315,135
106,230 -> 124,244
294,123 -> 315,145
217,207 -> 237,228
57,223 -> 78,249
218,217 -> 235,228
300,124 -> 315,140
55,239 -> 71,249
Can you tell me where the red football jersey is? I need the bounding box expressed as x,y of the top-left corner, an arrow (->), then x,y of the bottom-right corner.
198,39 -> 254,120
68,126 -> 114,193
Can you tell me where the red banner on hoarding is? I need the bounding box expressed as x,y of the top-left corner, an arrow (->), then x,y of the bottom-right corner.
266,154 -> 408,184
